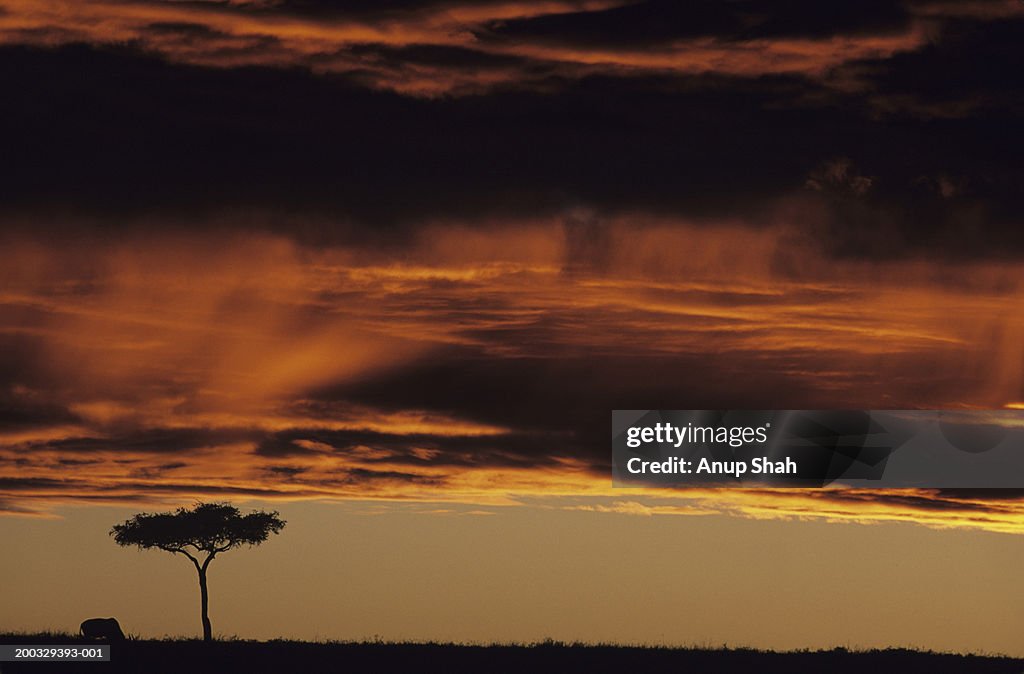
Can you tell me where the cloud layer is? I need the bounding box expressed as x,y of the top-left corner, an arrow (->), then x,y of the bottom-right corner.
2,227 -> 1024,531
1,1 -> 1023,532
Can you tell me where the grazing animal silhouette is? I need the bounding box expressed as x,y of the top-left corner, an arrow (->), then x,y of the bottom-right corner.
80,617 -> 126,641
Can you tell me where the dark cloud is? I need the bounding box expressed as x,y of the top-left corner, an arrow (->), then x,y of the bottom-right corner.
480,0 -> 910,47
27,428 -> 259,454
800,488 -> 1024,517
0,392 -> 78,432
478,1 -> 742,46
0,18 -> 1020,258
855,16 -> 1024,117
264,465 -> 309,477
249,0 -> 512,19
0,337 -> 79,431
255,426 -> 569,468
56,458 -> 104,467
0,336 -> 56,392
310,346 -> 969,471
99,481 -> 308,497
0,477 -> 71,491
144,21 -> 230,39
737,0 -> 912,39
805,489 -> 986,512
933,489 -> 1024,501
130,461 -> 189,479
343,467 -> 444,486
346,43 -> 531,70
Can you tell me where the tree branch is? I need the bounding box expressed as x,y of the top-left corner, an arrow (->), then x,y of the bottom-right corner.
160,545 -> 201,568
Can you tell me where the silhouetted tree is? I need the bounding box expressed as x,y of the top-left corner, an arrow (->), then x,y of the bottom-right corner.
111,501 -> 285,641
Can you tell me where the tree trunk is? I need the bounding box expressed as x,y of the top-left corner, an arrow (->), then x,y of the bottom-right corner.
198,567 -> 212,642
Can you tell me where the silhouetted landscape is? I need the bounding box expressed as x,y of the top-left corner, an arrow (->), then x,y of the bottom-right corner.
4,0 -> 1024,666
2,634 -> 1022,674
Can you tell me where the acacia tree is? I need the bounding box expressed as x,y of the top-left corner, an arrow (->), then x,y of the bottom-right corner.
111,502 -> 285,641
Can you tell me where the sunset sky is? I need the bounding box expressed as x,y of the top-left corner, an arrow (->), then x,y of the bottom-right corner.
2,0 -> 1024,655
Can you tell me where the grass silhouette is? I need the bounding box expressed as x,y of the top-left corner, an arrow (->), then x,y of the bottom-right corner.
1,633 -> 1022,673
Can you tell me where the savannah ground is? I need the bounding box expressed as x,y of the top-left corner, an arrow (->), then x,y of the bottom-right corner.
1,635 -> 1022,674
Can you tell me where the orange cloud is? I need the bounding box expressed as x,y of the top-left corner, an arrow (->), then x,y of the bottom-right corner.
2,220 -> 1024,533
0,0 -> 944,95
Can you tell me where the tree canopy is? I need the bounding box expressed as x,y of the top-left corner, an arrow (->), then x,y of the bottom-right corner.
111,501 -> 285,556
